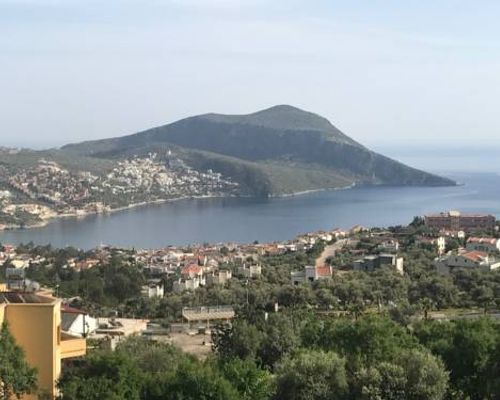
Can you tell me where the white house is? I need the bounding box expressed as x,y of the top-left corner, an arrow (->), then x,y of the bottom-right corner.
173,277 -> 205,293
377,240 -> 400,253
291,265 -> 332,285
61,308 -> 98,337
437,236 -> 447,255
238,264 -> 262,279
141,280 -> 164,298
206,270 -> 232,286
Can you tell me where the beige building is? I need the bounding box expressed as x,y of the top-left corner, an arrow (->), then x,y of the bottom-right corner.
425,210 -> 496,232
0,290 -> 86,399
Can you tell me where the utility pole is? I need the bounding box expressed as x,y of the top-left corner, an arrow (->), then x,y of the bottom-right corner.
246,279 -> 249,307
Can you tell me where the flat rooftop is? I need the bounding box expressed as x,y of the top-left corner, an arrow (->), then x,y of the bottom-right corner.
0,292 -> 55,304
182,306 -> 235,322
426,211 -> 495,218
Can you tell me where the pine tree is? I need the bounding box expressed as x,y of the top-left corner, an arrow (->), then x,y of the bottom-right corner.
0,322 -> 38,400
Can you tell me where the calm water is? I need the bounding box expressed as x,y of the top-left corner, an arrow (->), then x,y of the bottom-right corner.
1,171 -> 499,249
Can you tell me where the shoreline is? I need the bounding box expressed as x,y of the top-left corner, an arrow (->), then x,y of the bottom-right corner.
0,185 -> 358,232
0,194 -> 234,232
272,183 -> 356,198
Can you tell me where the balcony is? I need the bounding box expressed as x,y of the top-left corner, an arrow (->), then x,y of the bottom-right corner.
60,332 -> 86,359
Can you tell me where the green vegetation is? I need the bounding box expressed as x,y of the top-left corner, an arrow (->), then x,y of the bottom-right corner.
19,240 -> 500,321
56,315 -> 500,400
10,227 -> 499,399
0,148 -> 114,175
0,322 -> 38,400
60,105 -> 455,195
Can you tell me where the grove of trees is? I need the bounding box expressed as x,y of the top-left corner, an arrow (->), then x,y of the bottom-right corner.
58,314 -> 500,400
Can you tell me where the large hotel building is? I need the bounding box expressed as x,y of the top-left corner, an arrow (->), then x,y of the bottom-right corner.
424,210 -> 496,232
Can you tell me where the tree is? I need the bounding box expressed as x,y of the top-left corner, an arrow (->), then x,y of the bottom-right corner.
275,349 -> 348,400
115,336 -> 187,374
398,350 -> 448,400
220,358 -> 274,400
418,297 -> 434,320
58,352 -> 143,400
0,322 -> 38,400
258,313 -> 299,369
354,362 -> 407,400
474,285 -> 495,314
310,315 -> 419,366
354,350 -> 448,400
212,320 -> 263,361
414,318 -> 499,399
165,362 -> 240,400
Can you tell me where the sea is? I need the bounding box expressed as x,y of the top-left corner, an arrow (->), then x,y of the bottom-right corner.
1,153 -> 499,249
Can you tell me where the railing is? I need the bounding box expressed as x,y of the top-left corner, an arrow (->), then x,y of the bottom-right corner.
60,334 -> 86,359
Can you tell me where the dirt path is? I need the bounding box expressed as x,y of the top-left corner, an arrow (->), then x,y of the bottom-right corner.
316,239 -> 348,267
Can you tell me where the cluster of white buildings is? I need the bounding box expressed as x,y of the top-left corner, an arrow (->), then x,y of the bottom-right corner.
134,244 -> 266,295
104,156 -> 176,194
0,244 -> 48,270
103,153 -> 238,197
1,153 -> 240,228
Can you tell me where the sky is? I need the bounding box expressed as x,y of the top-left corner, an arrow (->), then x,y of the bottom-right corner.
1,0 -> 500,150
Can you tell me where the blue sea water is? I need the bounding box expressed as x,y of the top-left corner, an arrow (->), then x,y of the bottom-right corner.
1,171 -> 499,250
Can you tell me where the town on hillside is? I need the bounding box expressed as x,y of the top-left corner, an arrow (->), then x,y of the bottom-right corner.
1,209 -> 499,399
0,150 -> 239,230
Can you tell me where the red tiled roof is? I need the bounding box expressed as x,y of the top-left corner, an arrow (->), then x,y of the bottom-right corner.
181,264 -> 203,276
315,266 -> 332,277
467,237 -> 497,245
461,251 -> 488,262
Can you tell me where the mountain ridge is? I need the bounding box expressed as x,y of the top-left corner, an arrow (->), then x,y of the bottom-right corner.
62,105 -> 456,195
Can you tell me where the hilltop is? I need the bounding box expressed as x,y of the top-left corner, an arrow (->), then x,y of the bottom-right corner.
57,105 -> 455,195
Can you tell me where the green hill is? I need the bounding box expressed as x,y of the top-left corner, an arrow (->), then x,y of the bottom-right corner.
61,105 -> 455,195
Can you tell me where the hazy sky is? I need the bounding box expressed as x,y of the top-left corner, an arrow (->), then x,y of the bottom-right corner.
1,0 -> 499,149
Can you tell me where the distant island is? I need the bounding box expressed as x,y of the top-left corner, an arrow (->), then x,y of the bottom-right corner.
0,105 -> 455,229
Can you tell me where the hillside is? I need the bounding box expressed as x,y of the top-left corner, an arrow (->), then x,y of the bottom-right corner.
62,105 -> 456,195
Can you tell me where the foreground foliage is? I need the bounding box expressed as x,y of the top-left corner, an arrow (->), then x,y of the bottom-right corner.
58,315 -> 500,400
0,322 -> 38,400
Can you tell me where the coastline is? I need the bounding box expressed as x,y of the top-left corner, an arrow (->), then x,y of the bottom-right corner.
0,184 -> 358,232
1,172 -> 498,249
0,194 -> 236,232
271,183 -> 356,198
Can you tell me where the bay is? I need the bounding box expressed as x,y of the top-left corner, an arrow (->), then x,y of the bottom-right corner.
1,172 -> 499,250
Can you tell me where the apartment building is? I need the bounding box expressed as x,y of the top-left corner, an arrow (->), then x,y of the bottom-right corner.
425,210 -> 496,232
0,290 -> 86,399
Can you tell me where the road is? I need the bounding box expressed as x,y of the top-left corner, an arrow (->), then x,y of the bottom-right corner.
316,239 -> 348,267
